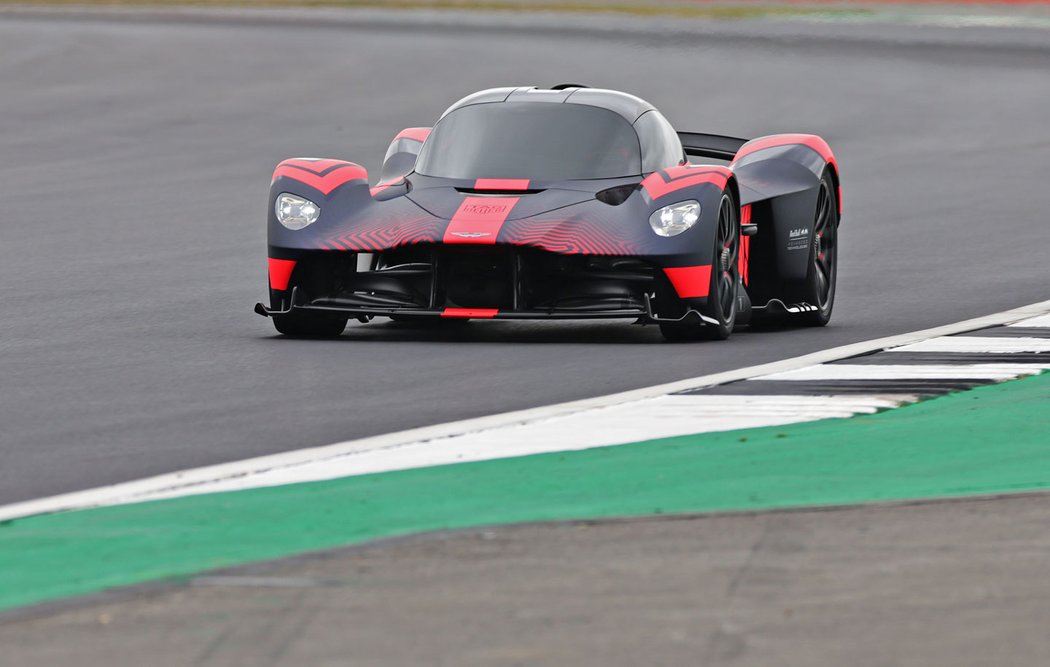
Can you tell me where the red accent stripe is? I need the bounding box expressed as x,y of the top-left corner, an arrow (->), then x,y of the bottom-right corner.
473,178 -> 531,191
837,184 -> 843,216
641,168 -> 730,200
441,308 -> 498,318
443,196 -> 519,244
739,204 -> 752,286
370,179 -> 403,197
733,134 -> 835,166
268,258 -> 296,291
281,158 -> 348,173
395,127 -> 431,143
739,236 -> 750,287
663,265 -> 712,299
272,159 -> 368,195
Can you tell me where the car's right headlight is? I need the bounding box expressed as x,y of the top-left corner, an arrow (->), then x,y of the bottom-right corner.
275,193 -> 320,230
649,200 -> 701,237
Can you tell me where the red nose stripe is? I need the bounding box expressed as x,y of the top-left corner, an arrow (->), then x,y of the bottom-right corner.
442,308 -> 499,318
443,196 -> 519,244
663,265 -> 712,299
474,178 -> 531,191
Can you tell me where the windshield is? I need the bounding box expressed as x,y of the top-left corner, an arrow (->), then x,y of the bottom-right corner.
415,102 -> 642,181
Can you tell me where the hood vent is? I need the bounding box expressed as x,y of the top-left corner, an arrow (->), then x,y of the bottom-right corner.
595,183 -> 637,206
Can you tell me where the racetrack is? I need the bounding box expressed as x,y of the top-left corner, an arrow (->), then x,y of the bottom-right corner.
1,8 -> 1049,510
7,493 -> 1050,666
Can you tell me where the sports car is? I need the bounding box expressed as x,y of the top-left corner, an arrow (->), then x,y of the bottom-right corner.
256,85 -> 840,341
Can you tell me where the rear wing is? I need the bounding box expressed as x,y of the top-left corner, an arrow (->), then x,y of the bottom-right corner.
677,132 -> 748,161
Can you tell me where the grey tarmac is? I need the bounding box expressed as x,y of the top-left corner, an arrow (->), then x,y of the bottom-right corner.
1,8 -> 1049,504
3,493 -> 1050,666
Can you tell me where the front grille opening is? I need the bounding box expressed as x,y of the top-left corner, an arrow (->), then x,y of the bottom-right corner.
295,251 -> 430,308
292,247 -> 657,313
442,249 -> 514,309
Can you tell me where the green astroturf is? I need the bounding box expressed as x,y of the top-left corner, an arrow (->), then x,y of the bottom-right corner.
2,371 -> 1048,612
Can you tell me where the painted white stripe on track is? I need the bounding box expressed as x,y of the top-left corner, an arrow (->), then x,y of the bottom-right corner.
1010,314 -> 1050,328
890,337 -> 1050,354
1,298 -> 1049,522
756,364 -> 1049,382
132,394 -> 912,501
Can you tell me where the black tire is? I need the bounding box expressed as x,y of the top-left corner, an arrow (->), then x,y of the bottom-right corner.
659,191 -> 739,342
273,311 -> 348,338
798,172 -> 839,327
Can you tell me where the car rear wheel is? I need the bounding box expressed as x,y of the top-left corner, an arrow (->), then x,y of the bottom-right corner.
797,172 -> 838,327
659,191 -> 739,342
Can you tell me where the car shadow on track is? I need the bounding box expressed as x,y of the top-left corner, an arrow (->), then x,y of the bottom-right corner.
256,319 -> 800,345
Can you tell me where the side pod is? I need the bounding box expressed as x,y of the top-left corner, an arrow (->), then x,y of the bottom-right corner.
729,134 -> 840,307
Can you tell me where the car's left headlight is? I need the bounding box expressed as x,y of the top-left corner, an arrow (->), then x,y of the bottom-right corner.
649,200 -> 701,237
275,193 -> 320,230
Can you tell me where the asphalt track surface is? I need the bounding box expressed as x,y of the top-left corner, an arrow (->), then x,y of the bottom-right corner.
1,10 -> 1049,507
5,494 -> 1050,666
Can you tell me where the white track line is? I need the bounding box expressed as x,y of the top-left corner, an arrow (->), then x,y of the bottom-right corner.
890,337 -> 1050,354
756,364 -> 1049,382
1,298 -> 1049,522
1010,314 -> 1050,327
131,394 -> 912,502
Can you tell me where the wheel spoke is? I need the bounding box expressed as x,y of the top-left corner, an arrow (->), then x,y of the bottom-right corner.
814,186 -> 829,233
720,273 -> 734,313
708,192 -> 739,323
820,223 -> 835,268
808,181 -> 836,310
814,239 -> 834,307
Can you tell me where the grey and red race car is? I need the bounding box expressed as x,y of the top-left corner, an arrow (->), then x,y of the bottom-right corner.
256,85 -> 840,341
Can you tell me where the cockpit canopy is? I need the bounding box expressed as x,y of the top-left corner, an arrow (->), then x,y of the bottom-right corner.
414,88 -> 684,181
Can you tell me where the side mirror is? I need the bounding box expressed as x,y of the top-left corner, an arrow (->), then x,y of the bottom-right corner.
380,127 -> 431,183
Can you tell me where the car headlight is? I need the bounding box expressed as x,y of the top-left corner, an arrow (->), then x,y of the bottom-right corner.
649,200 -> 701,237
275,193 -> 320,230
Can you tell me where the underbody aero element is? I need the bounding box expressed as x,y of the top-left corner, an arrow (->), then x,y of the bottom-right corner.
255,85 -> 841,341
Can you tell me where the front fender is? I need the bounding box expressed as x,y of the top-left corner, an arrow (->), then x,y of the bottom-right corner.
268,158 -> 443,253
637,165 -> 734,265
